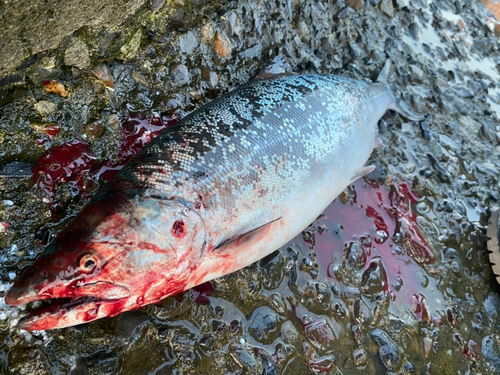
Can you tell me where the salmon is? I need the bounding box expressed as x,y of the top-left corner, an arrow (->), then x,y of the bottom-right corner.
5,72 -> 396,330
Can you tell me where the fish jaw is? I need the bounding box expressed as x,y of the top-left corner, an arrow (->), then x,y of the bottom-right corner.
16,283 -> 132,331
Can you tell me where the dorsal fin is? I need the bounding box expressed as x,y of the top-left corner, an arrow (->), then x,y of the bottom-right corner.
253,55 -> 297,80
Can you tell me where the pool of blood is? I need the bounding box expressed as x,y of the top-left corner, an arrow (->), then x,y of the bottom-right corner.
295,179 -> 442,322
32,114 -> 176,209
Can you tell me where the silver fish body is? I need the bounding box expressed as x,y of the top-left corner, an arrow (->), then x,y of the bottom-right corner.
5,73 -> 396,330
122,74 -> 395,286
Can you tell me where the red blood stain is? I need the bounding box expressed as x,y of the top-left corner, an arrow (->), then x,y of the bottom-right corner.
33,140 -> 96,209
41,124 -> 60,138
308,179 -> 436,310
172,220 -> 185,238
191,281 -> 214,303
32,114 -> 176,210
94,113 -> 176,181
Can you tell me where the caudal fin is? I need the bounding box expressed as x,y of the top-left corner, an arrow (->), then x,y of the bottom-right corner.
377,59 -> 425,122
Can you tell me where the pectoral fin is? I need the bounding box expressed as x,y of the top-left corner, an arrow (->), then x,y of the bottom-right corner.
350,165 -> 376,183
214,217 -> 282,251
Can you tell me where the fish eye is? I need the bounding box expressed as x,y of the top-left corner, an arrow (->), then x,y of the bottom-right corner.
80,254 -> 98,273
171,219 -> 186,238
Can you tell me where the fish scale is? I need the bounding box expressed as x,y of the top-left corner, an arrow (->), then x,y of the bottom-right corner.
5,73 -> 396,330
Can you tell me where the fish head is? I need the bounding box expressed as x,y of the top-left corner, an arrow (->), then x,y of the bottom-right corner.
5,187 -> 207,330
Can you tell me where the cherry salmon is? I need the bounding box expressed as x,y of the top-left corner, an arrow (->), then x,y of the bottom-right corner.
5,73 -> 395,330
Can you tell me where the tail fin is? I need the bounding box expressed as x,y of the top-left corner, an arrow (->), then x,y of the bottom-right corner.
377,59 -> 424,122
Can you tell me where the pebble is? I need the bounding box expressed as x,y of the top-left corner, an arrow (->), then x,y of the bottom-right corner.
201,23 -> 215,45
280,321 -> 299,344
346,0 -> 365,11
64,38 -> 90,70
34,100 -> 56,116
379,0 -> 394,18
84,120 -> 105,137
119,30 -> 142,60
371,329 -> 402,372
361,258 -> 388,295
353,348 -> 367,366
304,318 -> 337,350
309,355 -> 335,373
482,335 -> 500,372
228,12 -> 242,39
151,0 -> 166,12
179,31 -> 198,54
131,70 -> 150,87
42,81 -> 69,97
92,65 -> 114,88
169,8 -> 186,29
297,21 -> 309,40
214,32 -> 232,58
171,64 -> 190,86
248,306 -> 280,342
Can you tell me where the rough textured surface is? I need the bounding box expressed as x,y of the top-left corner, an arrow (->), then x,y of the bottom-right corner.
1,0 -> 500,373
0,0 -> 147,81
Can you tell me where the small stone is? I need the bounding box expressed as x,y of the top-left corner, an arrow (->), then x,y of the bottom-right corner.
423,337 -> 433,357
280,321 -> 299,344
34,100 -> 56,116
304,318 -> 337,350
379,0 -> 394,18
346,0 -> 364,10
151,0 -> 166,12
321,35 -> 336,54
214,32 -> 232,58
201,23 -> 215,45
169,8 -> 186,29
107,114 -> 121,131
119,30 -> 142,60
84,121 -> 105,137
179,31 -> 199,54
201,67 -> 218,88
309,355 -> 335,373
28,56 -> 61,85
228,12 -> 242,39
131,70 -> 150,87
297,21 -> 309,39
42,81 -> 69,97
64,38 -> 90,70
361,258 -> 388,295
93,65 -> 113,88
409,65 -> 424,83
353,349 -> 367,366
171,64 -> 190,86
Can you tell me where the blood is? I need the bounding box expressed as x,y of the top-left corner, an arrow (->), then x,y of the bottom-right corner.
93,113 -> 176,181
32,113 -> 176,210
191,281 -> 214,303
33,140 -> 97,210
172,220 -> 185,238
304,179 -> 436,315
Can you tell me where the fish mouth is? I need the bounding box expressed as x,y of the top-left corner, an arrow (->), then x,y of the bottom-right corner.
18,295 -> 130,331
8,282 -> 131,331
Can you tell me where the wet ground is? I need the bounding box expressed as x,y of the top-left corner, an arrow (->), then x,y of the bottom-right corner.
1,0 -> 500,374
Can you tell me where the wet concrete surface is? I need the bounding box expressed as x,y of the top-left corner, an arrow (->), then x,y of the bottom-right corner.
1,0 -> 500,373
